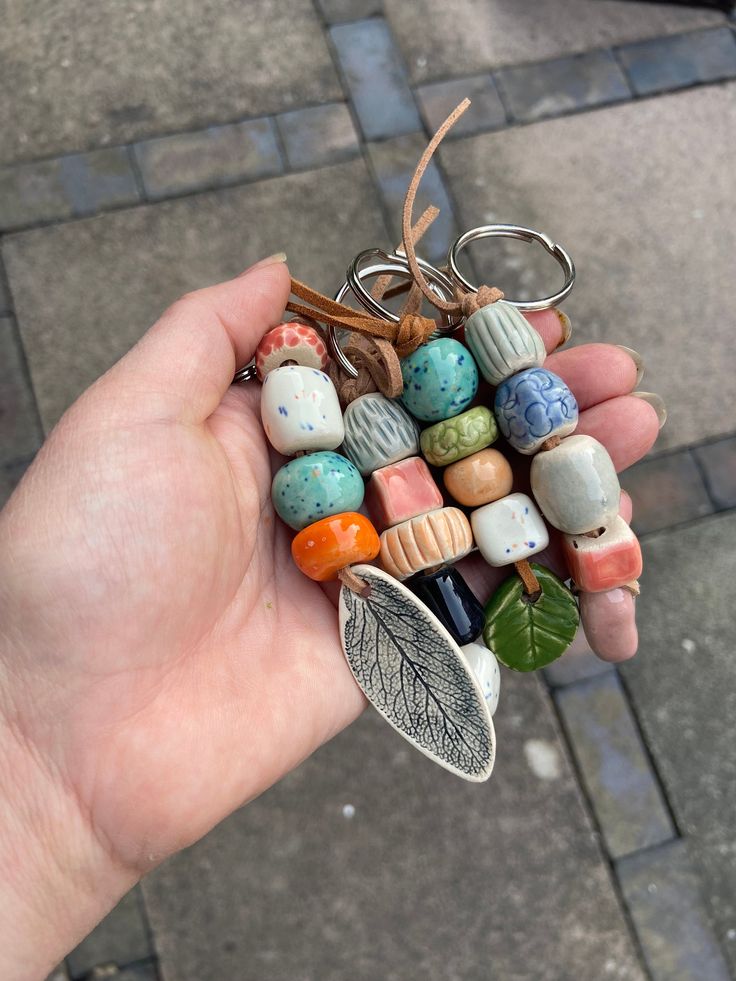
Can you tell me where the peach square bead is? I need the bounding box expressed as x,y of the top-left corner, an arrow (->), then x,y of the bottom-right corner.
443,448 -> 513,507
365,456 -> 443,530
563,516 -> 643,593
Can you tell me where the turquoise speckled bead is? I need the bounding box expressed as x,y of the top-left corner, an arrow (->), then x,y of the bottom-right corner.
271,451 -> 364,531
400,338 -> 479,423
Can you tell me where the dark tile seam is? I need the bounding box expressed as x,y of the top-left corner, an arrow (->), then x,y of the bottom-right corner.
0,252 -> 45,440
548,689 -> 655,979
636,504 -> 734,543
268,115 -> 290,174
134,884 -> 161,978
125,145 -> 149,204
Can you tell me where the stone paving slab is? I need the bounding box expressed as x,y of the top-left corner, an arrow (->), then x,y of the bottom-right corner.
384,0 -> 725,84
416,75 -> 507,137
622,511 -> 736,973
621,449 -> 714,536
0,150 -> 140,231
616,25 -> 736,96
330,19 -> 422,141
275,103 -> 360,170
365,134 -> 458,265
438,83 -> 736,453
3,160 -> 388,432
133,120 -> 283,200
555,673 -> 674,859
617,839 -> 732,981
495,49 -> 630,124
66,886 -> 152,978
0,0 -> 341,167
694,436 -> 736,509
143,676 -> 644,981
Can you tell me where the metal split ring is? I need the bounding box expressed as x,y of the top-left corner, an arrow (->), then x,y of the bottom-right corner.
447,224 -> 575,312
329,249 -> 461,379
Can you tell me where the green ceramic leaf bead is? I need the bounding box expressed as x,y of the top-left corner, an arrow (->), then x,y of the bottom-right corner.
482,563 -> 579,672
420,406 -> 498,467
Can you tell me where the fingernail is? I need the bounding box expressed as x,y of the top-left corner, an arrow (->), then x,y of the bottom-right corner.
632,391 -> 667,429
239,252 -> 288,277
616,345 -> 644,386
555,309 -> 572,347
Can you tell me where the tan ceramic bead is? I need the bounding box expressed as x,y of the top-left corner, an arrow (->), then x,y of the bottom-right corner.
443,449 -> 513,507
380,507 -> 473,580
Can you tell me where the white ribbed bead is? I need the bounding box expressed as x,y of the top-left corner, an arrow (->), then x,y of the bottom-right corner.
464,300 -> 546,385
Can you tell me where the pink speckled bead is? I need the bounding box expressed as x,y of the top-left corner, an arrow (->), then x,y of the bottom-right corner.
380,507 -> 473,580
365,456 -> 443,530
580,588 -> 638,662
256,321 -> 329,380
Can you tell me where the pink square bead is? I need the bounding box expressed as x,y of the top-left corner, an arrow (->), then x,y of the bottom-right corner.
365,456 -> 443,530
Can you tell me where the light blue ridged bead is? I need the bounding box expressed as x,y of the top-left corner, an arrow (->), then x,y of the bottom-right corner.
271,451 -> 364,531
400,338 -> 479,423
494,367 -> 578,455
341,393 -> 419,475
464,300 -> 546,385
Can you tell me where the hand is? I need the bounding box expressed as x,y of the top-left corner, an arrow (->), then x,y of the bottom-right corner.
0,256 -> 660,978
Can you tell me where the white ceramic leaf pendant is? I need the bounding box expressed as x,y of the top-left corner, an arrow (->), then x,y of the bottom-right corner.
339,565 -> 496,782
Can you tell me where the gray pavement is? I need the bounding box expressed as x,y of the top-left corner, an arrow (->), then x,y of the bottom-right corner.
438,83 -> 736,453
0,3 -> 734,979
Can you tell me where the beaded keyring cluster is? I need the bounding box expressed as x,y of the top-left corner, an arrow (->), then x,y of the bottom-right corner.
241,100 -> 646,782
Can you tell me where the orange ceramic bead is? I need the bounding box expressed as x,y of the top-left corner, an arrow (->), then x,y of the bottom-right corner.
291,512 -> 380,582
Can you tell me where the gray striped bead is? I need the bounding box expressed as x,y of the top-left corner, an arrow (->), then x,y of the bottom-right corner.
341,393 -> 420,475
464,301 -> 546,385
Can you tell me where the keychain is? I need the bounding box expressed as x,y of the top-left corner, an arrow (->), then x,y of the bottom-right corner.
236,99 -> 645,782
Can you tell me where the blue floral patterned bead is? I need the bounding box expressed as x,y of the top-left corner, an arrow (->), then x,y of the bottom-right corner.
494,367 -> 578,455
400,338 -> 479,422
271,451 -> 364,531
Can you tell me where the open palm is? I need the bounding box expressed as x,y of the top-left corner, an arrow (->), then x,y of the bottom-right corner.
0,258 -> 659,889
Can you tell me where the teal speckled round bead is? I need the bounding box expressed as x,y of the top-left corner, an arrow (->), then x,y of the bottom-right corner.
400,338 -> 479,423
271,451 -> 364,531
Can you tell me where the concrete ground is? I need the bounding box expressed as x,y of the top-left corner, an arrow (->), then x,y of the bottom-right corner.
2,2 -> 736,980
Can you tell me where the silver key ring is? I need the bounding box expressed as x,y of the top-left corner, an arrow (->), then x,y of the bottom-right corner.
330,249 -> 461,379
447,224 -> 575,311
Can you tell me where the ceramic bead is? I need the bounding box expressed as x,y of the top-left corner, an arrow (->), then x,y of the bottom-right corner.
271,451 -> 364,531
471,492 -> 549,567
380,507 -> 473,580
444,448 -> 513,507
261,365 -> 344,456
341,393 -> 419,476
420,406 -> 498,467
530,434 -> 620,534
255,321 -> 329,380
580,588 -> 638,662
562,516 -> 642,592
400,338 -> 479,422
464,300 -> 546,385
408,565 -> 485,646
461,641 -> 501,715
365,456 -> 443,530
495,367 -> 578,455
291,512 -> 380,581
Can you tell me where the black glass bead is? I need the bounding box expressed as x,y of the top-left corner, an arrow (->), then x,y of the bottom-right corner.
408,565 -> 485,646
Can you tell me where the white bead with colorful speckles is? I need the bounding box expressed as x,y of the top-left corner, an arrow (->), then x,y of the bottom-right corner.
461,642 -> 501,715
260,365 -> 344,456
471,492 -> 549,567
